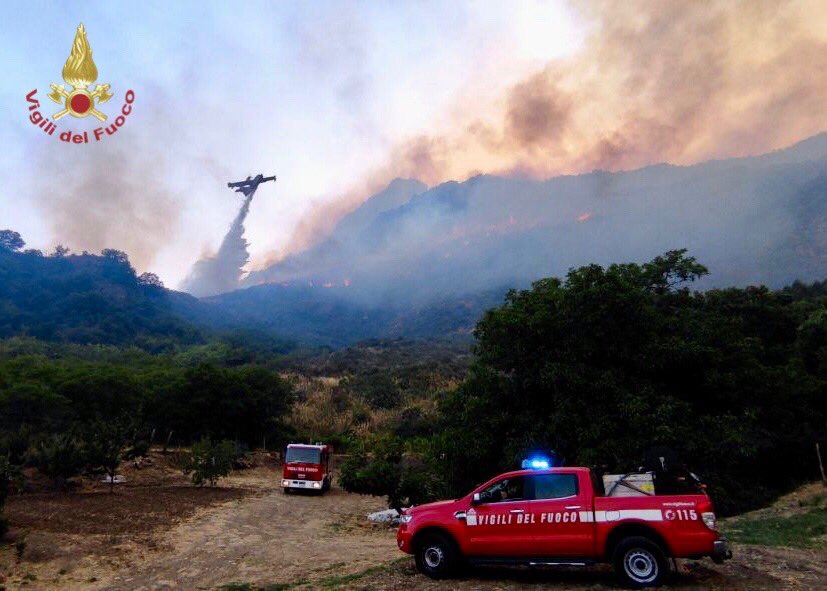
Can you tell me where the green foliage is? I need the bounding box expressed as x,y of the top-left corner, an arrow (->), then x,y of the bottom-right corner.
185,438 -> 235,487
150,364 -> 295,447
0,230 -> 24,252
27,434 -> 85,488
343,370 -> 402,409
339,435 -> 439,509
798,309 -> 827,375
0,242 -> 202,348
83,420 -> 130,492
0,455 -> 17,538
0,348 -> 295,453
431,250 -> 827,514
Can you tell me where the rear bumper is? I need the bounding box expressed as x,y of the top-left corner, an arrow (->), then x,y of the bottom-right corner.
711,538 -> 732,563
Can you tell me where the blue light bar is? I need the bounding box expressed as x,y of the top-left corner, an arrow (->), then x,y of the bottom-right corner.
521,456 -> 551,470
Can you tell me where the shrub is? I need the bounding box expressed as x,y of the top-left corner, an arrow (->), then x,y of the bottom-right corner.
124,439 -> 150,460
83,421 -> 130,492
348,371 -> 402,409
339,435 -> 439,509
0,456 -> 13,538
184,438 -> 235,486
27,434 -> 85,489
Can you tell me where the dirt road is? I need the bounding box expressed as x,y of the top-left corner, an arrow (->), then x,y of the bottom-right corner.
95,487 -> 395,590
0,462 -> 397,591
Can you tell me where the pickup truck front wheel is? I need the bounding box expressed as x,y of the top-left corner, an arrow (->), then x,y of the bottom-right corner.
414,532 -> 458,579
613,536 -> 669,588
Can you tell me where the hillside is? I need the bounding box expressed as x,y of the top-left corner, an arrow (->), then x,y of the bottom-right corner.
3,134 -> 826,348
246,132 -> 827,304
176,284 -> 505,347
0,245 -> 203,349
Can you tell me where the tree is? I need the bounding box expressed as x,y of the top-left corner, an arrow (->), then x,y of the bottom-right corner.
433,251 -> 826,514
50,244 -> 70,257
138,272 -> 164,288
84,421 -> 130,493
0,230 -> 24,252
345,371 -> 402,409
151,364 -> 294,448
184,438 -> 235,486
798,309 -> 827,375
101,249 -> 130,265
339,435 -> 437,509
0,456 -> 20,538
27,434 -> 85,489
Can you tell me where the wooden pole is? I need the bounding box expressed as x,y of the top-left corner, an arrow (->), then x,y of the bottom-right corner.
817,443 -> 826,487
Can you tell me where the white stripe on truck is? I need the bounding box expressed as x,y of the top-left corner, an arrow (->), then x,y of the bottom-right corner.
592,509 -> 663,522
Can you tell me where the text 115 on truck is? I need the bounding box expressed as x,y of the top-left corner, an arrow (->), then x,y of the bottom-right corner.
397,465 -> 731,588
282,443 -> 332,493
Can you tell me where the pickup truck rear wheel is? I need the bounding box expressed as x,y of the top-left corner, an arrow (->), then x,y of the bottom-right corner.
414,532 -> 458,579
613,536 -> 669,588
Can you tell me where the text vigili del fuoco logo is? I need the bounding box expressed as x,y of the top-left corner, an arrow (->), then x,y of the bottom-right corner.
26,23 -> 135,144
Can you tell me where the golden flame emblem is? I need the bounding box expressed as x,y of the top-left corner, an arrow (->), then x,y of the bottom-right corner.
47,24 -> 113,121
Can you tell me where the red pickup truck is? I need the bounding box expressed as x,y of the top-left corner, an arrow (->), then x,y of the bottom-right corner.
397,466 -> 730,587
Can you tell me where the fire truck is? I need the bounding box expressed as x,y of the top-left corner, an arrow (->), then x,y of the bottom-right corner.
397,463 -> 731,587
281,443 -> 332,493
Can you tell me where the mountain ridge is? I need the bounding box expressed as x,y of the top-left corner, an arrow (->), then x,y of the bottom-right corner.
245,132 -> 827,303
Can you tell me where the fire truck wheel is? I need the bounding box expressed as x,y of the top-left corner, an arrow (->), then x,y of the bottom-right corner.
613,536 -> 669,588
414,532 -> 459,579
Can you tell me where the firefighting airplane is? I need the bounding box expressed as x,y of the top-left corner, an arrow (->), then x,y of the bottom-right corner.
227,174 -> 277,198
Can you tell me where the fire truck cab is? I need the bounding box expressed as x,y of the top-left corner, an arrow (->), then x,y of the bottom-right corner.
397,465 -> 731,587
281,443 -> 332,494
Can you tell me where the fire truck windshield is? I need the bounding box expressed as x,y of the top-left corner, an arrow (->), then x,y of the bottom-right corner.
286,447 -> 321,464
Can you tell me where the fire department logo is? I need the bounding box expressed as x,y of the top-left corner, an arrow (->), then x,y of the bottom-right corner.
25,23 -> 135,143
48,24 -> 112,120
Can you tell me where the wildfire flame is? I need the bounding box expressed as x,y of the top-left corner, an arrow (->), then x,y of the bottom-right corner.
62,23 -> 98,88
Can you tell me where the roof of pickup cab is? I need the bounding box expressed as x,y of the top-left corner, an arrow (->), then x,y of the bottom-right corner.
500,466 -> 591,478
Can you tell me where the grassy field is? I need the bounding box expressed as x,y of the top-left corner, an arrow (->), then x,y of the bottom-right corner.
723,487 -> 827,549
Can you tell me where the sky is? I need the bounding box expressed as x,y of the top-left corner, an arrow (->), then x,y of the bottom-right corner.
2,1 -> 825,289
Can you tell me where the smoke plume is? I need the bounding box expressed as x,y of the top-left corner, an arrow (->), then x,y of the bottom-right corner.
272,0 -> 827,263
33,145 -> 180,272
181,195 -> 253,297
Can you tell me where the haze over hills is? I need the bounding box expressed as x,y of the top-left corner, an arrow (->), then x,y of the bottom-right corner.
246,133 -> 827,305
2,134 -> 826,347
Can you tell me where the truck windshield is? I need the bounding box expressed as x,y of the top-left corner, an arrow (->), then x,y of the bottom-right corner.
285,447 -> 321,464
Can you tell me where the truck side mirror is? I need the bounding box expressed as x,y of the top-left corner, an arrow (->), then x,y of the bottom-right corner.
472,492 -> 482,505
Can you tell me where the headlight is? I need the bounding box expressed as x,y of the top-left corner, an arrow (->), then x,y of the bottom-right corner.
282,480 -> 289,487
312,481 -> 321,488
399,514 -> 413,523
701,512 -> 717,530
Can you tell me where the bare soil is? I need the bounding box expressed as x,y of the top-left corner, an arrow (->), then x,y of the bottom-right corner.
0,452 -> 395,590
1,456 -> 825,591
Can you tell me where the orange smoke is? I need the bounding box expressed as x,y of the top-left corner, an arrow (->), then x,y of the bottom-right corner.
265,0 -> 827,267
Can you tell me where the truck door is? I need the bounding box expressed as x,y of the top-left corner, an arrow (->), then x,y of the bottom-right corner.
524,473 -> 594,557
465,475 -> 535,556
